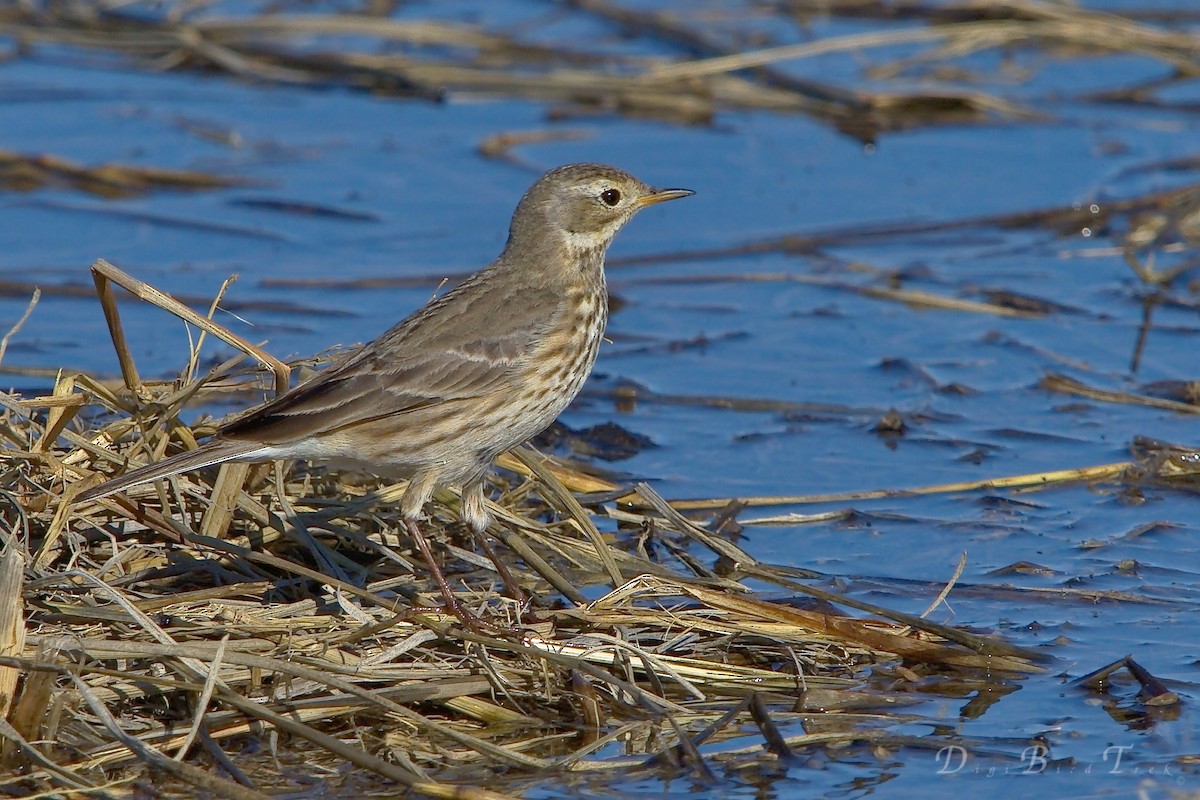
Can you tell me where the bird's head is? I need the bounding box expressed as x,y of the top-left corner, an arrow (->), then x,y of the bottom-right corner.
505,163 -> 693,260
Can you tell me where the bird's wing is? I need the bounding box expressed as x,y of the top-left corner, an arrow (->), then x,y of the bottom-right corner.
220,270 -> 563,444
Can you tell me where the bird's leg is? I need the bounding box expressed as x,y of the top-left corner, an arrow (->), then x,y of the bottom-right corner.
475,531 -> 528,607
460,482 -> 529,608
398,471 -> 480,625
403,516 -> 491,631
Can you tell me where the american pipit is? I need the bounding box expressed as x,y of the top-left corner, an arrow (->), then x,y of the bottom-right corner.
79,163 -> 692,623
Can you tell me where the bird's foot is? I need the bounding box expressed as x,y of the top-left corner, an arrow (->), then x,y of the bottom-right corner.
401,517 -> 516,636
406,597 -> 506,636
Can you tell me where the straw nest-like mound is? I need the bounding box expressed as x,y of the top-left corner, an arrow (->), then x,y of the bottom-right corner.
0,262 -> 1043,799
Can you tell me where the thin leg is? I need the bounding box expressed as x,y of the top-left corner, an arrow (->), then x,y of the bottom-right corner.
403,517 -> 492,631
474,528 -> 529,607
459,479 -> 528,608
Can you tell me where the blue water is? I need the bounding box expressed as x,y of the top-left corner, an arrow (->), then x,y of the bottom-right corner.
3,2 -> 1200,797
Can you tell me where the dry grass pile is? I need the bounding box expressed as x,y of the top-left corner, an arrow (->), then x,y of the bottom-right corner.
0,261 -> 1046,798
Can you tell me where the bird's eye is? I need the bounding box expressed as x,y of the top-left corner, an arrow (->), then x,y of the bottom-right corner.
600,188 -> 622,207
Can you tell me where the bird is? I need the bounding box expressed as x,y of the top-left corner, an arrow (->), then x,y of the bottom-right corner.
78,163 -> 693,625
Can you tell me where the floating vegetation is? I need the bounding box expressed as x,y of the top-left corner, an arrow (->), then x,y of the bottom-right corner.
0,149 -> 252,197
3,0 -> 1199,137
0,261 -> 1051,796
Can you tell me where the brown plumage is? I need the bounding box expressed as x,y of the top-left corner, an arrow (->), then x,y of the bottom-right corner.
79,163 -> 692,623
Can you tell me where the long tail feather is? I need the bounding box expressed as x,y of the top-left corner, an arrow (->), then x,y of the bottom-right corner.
77,439 -> 272,501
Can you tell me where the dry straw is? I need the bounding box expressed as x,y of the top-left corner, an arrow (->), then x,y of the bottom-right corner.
0,259 -> 1053,796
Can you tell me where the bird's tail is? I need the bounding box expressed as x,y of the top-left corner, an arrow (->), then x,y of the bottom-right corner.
77,439 -> 272,502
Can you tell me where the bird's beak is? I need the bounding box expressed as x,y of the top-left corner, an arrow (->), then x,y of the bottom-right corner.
635,188 -> 694,208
